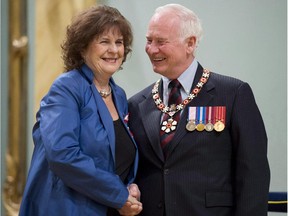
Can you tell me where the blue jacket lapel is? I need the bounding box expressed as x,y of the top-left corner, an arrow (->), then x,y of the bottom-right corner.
81,64 -> 116,162
81,66 -> 138,180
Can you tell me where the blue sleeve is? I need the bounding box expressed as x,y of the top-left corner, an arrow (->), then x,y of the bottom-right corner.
37,74 -> 128,209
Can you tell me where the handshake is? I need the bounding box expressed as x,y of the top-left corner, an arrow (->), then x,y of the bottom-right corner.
118,183 -> 143,216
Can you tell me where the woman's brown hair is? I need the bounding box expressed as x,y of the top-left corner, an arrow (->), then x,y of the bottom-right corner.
61,5 -> 133,71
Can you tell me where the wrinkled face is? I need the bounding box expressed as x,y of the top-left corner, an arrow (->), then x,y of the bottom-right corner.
145,13 -> 195,79
83,28 -> 124,77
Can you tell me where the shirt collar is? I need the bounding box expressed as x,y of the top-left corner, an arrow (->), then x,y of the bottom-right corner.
162,59 -> 198,94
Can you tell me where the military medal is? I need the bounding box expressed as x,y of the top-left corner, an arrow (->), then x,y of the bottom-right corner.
205,122 -> 214,131
186,107 -> 196,131
196,106 -> 205,131
214,106 -> 226,132
205,106 -> 214,132
152,69 -> 210,134
196,123 -> 205,131
186,121 -> 196,131
214,121 -> 225,132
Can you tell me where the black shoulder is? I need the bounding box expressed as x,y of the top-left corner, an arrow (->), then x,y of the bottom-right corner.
128,83 -> 155,104
209,72 -> 245,87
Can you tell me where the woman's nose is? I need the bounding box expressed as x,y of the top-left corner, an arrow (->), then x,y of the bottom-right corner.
108,43 -> 118,52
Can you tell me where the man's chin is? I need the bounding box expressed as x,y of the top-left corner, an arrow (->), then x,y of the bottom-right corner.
154,70 -> 165,76
152,66 -> 163,74
153,70 -> 162,75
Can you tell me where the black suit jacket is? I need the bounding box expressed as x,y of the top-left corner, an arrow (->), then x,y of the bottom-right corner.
128,64 -> 270,216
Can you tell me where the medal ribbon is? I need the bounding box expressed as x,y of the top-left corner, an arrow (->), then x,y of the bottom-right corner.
219,106 -> 226,124
214,106 -> 219,123
206,106 -> 212,123
196,106 -> 205,125
187,107 -> 196,122
214,106 -> 225,123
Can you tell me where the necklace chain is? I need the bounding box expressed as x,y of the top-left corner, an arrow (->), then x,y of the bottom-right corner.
152,68 -> 210,117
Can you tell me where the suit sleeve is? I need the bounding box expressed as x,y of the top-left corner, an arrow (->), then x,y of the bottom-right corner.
231,82 -> 270,216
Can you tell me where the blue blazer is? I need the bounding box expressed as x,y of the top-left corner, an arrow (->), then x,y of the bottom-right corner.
19,64 -> 138,216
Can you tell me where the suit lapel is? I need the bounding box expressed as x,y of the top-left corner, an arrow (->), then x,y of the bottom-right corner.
165,65 -> 215,159
139,84 -> 165,162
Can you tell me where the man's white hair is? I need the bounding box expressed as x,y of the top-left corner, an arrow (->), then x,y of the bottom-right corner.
154,4 -> 203,46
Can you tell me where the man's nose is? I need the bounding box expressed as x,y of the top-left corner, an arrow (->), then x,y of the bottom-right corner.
146,42 -> 159,54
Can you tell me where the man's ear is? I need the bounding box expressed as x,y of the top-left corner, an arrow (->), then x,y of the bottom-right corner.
186,36 -> 196,55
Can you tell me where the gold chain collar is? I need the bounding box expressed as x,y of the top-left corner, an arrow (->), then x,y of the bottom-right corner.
152,68 -> 210,118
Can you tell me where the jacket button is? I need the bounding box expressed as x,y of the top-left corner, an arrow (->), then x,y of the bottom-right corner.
157,202 -> 163,208
164,169 -> 169,175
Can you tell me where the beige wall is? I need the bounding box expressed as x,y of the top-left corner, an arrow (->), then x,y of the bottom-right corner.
35,0 -> 96,115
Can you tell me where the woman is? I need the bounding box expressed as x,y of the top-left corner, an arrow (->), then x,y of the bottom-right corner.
19,5 -> 142,216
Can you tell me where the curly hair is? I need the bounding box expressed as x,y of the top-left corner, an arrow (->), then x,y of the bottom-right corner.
61,5 -> 133,71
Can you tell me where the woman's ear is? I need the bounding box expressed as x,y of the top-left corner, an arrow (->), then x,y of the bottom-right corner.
81,50 -> 86,62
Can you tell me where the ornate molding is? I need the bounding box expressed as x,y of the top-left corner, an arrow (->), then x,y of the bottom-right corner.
3,0 -> 28,215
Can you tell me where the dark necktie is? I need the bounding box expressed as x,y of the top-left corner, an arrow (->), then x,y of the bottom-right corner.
160,79 -> 182,150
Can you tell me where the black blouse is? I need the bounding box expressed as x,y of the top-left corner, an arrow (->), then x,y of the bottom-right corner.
113,118 -> 136,183
107,118 -> 136,216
